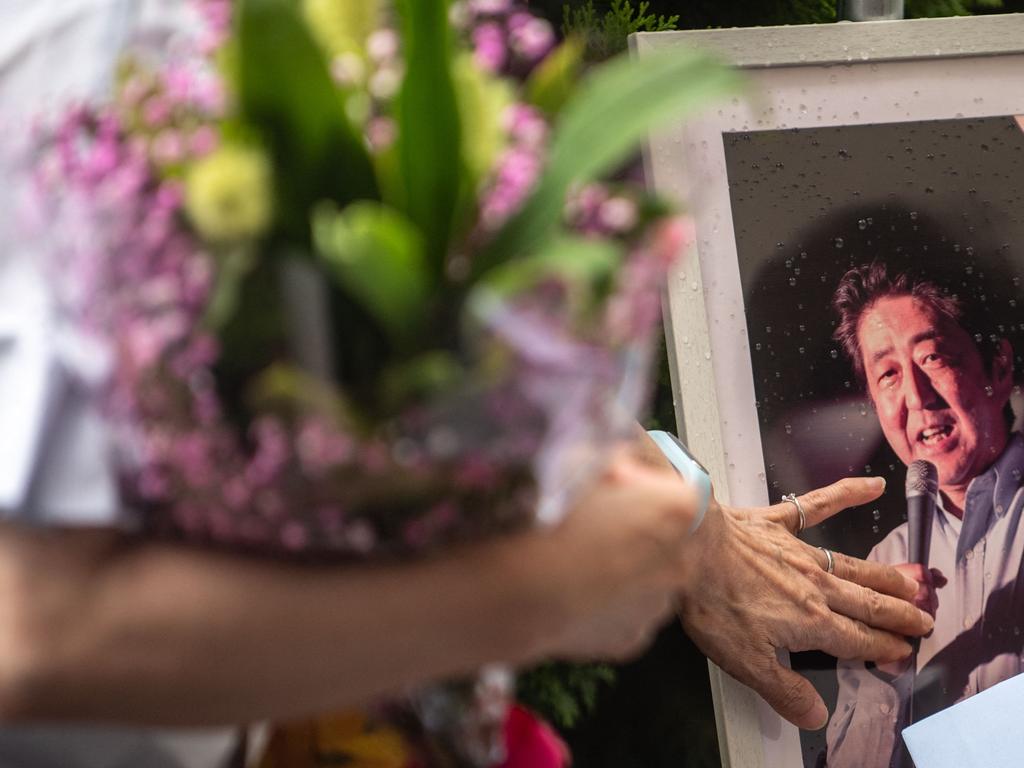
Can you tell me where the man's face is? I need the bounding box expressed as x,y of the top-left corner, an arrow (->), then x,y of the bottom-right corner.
858,295 -> 1013,491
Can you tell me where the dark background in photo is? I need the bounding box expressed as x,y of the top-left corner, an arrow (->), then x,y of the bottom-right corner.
723,114 -> 1024,766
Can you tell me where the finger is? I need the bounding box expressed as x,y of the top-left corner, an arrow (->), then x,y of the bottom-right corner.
795,477 -> 887,530
744,658 -> 829,730
815,614 -> 913,663
823,577 -> 933,637
830,551 -> 920,601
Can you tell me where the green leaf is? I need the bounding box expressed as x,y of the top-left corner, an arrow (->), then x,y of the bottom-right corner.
526,36 -> 586,117
236,0 -> 378,241
394,0 -> 465,269
312,201 -> 431,347
479,235 -> 622,296
248,362 -> 358,427
202,246 -> 257,329
472,235 -> 624,329
475,48 -> 743,277
379,350 -> 464,410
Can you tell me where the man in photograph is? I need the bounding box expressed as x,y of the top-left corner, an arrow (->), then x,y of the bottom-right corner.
825,260 -> 1024,768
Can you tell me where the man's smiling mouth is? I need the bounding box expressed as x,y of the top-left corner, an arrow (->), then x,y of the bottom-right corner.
918,424 -> 954,446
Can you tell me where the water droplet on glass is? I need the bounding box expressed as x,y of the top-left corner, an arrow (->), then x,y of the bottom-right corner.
784,424 -> 793,435
858,219 -> 868,230
872,509 -> 881,521
909,211 -> 919,221
789,277 -> 797,286
834,237 -> 845,249
872,524 -> 880,534
830,349 -> 838,359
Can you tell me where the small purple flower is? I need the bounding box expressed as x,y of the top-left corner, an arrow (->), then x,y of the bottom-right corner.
507,14 -> 554,63
469,0 -> 512,14
189,125 -> 218,156
472,22 -> 507,73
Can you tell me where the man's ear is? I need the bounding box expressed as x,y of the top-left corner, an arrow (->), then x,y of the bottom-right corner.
991,338 -> 1014,396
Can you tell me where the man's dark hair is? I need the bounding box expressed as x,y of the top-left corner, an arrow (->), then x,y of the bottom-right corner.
832,262 -> 963,381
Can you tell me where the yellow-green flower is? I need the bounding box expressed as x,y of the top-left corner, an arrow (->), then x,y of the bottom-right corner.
453,53 -> 512,185
303,0 -> 380,61
185,144 -> 273,243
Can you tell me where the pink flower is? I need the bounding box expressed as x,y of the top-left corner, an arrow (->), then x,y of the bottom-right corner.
508,14 -> 554,63
499,706 -> 570,768
189,125 -> 218,156
142,96 -> 172,128
152,130 -> 186,165
473,22 -> 507,73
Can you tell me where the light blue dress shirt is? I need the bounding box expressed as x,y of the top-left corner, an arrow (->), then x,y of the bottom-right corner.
826,433 -> 1024,768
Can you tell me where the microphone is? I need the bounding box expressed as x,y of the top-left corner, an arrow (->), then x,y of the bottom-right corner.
906,460 -> 938,567
905,459 -> 937,726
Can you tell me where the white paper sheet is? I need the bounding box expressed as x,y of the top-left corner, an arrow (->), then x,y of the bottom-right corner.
903,672 -> 1024,768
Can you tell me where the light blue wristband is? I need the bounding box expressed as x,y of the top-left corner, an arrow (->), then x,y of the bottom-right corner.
647,430 -> 711,533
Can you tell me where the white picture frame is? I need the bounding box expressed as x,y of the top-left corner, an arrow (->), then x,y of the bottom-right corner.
633,14 -> 1024,768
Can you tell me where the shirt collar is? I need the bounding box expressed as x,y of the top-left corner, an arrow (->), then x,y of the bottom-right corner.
956,432 -> 1024,560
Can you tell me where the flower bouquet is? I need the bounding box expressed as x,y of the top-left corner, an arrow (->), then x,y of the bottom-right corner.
29,0 -> 738,764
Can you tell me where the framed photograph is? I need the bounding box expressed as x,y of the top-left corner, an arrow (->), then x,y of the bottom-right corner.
633,14 -> 1024,768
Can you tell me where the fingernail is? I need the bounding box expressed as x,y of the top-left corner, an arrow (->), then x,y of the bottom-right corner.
811,703 -> 829,731
922,612 -> 935,632
871,476 -> 886,491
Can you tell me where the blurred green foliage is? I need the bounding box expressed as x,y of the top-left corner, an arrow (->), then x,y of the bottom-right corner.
517,662 -> 616,730
562,0 -> 679,60
533,0 -> 1011,37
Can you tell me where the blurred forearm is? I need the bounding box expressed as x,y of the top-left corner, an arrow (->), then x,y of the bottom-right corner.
0,523 -> 563,726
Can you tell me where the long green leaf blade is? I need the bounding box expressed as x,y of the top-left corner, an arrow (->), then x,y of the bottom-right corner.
237,0 -> 378,240
395,0 -> 463,268
476,49 -> 742,276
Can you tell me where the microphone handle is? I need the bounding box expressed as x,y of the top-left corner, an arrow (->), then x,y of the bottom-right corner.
906,495 -> 934,567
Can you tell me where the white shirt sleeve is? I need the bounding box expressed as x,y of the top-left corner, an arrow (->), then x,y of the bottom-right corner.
0,0 -> 195,525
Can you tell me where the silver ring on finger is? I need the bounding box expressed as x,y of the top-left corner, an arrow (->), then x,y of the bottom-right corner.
818,547 -> 835,575
782,493 -> 806,534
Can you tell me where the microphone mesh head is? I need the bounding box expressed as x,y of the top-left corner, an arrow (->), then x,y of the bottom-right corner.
906,459 -> 938,497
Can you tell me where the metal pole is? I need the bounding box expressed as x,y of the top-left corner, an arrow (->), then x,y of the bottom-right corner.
838,0 -> 904,20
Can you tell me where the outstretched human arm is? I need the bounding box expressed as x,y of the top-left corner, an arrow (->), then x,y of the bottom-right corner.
0,455 -> 698,727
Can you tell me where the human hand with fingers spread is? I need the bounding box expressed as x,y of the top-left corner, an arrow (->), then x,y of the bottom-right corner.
674,477 -> 934,730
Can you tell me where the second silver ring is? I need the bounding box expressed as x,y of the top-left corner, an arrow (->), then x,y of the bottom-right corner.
818,547 -> 835,575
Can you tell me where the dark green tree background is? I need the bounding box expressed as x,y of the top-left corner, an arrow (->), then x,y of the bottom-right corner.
516,2 -> 1024,766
